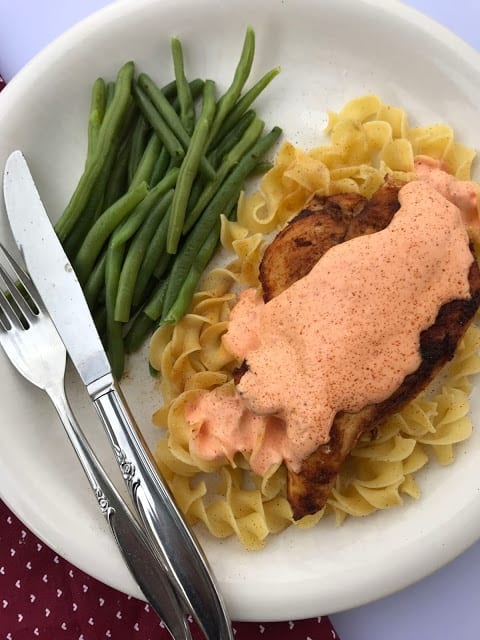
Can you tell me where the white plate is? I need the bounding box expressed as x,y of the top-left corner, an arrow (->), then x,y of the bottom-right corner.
1,0 -> 480,623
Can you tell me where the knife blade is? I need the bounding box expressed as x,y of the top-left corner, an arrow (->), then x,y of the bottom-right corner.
3,150 -> 233,640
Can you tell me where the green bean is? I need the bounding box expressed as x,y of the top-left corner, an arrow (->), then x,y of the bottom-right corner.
171,37 -> 195,135
97,97 -> 138,207
149,362 -> 158,377
66,87 -> 137,257
162,219 -> 221,324
133,84 -> 184,164
132,208 -> 171,307
64,101 -> 136,259
55,61 -> 135,242
124,311 -> 156,353
115,190 -> 174,322
183,78 -> 204,102
207,26 -> 255,145
107,170 -> 177,316
183,116 -> 264,233
162,201 -> 237,325
63,200 -> 97,260
127,114 -> 151,184
111,168 -> 179,248
155,77 -> 203,104
137,73 -> 215,180
208,67 -> 280,149
102,131 -> 133,209
105,81 -> 116,109
150,145 -> 171,186
129,131 -> 162,189
87,78 -> 106,162
105,241 -> 125,379
185,173 -> 206,215
153,251 -> 171,280
86,110 -> 102,164
91,77 -> 107,116
250,160 -> 274,175
65,98 -> 137,256
159,79 -> 177,101
207,109 -> 256,168
162,126 -> 282,315
164,199 -> 237,325
168,78 -> 205,111
74,181 -> 148,284
167,79 -> 216,254
143,277 -> 169,321
84,252 -> 107,310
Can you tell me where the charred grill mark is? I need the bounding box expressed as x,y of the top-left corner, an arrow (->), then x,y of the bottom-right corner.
294,238 -> 313,247
233,361 -> 249,385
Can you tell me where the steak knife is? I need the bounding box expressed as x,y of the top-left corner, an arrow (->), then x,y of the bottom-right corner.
3,150 -> 232,640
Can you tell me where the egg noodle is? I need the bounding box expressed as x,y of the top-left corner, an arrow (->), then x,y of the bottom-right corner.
149,94 -> 480,549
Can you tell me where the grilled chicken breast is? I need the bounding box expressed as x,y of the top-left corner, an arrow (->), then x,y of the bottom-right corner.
256,179 -> 480,519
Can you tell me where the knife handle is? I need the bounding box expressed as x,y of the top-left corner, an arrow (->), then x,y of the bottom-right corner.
47,380 -> 191,640
89,375 -> 233,640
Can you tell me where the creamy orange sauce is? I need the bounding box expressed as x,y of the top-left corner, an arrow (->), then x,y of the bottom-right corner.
188,386 -> 287,473
186,163 -> 478,475
414,156 -> 480,236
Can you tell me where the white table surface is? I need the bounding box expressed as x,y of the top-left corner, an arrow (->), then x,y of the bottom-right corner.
1,1 -> 480,639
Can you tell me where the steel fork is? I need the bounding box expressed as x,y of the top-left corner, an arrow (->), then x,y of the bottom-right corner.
0,243 -> 191,640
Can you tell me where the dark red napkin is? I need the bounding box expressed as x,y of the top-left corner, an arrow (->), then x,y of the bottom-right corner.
0,75 -> 340,640
0,500 -> 339,639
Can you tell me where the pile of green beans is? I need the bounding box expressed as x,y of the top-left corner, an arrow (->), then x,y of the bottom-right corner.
55,27 -> 281,379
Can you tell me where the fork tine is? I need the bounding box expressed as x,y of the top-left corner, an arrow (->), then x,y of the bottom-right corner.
0,244 -> 42,311
0,283 -> 22,331
0,253 -> 37,328
0,304 -> 11,331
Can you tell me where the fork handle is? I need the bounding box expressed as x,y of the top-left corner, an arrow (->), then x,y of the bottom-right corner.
46,380 -> 191,640
88,375 -> 233,640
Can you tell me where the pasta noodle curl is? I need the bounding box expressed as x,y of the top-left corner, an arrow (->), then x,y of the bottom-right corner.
149,94 -> 480,549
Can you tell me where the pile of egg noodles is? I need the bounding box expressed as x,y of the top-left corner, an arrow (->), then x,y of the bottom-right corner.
148,94 -> 480,550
